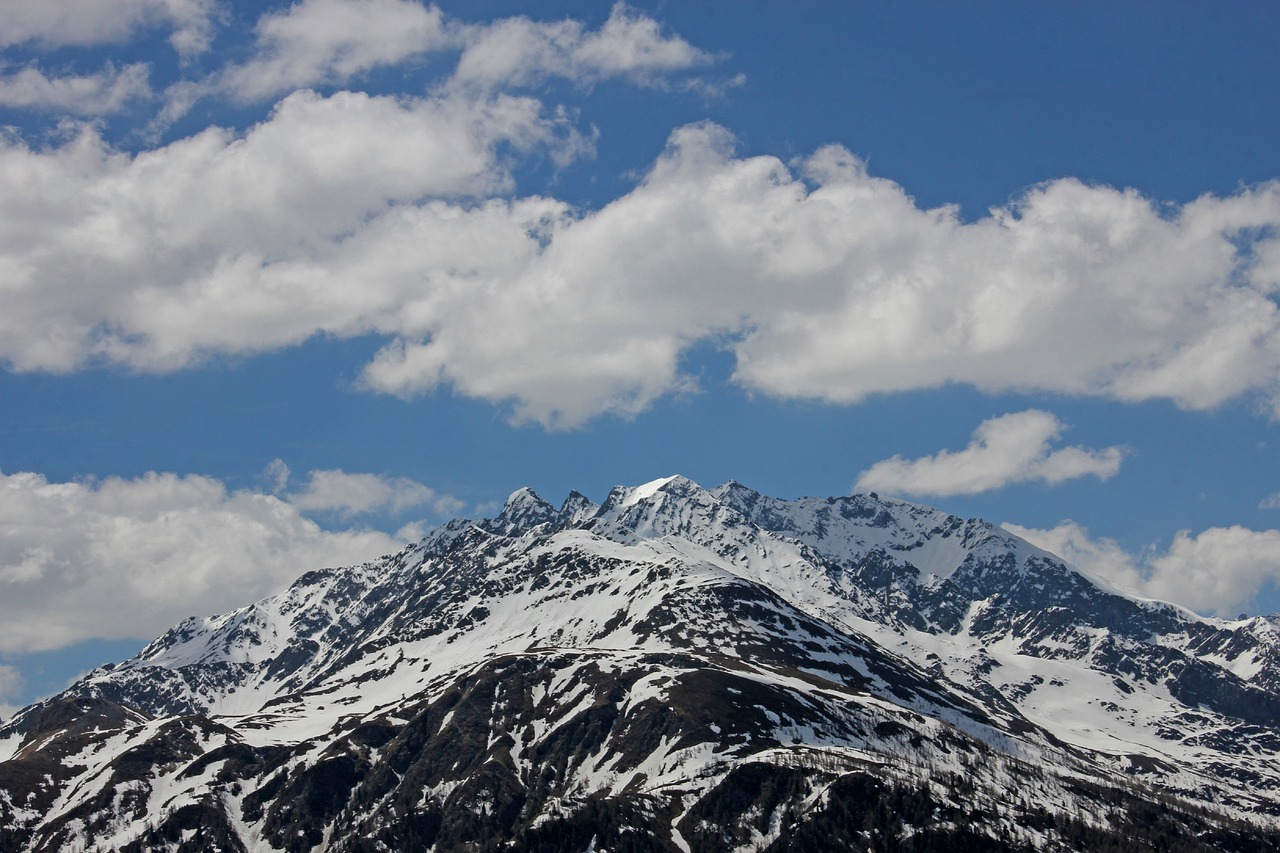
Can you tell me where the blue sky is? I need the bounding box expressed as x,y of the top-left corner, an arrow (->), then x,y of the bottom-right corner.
1,0 -> 1279,713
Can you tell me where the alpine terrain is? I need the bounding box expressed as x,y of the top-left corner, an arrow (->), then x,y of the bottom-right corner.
4,476 -> 1280,852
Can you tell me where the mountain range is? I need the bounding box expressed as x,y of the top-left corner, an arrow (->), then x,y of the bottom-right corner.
4,475 -> 1280,851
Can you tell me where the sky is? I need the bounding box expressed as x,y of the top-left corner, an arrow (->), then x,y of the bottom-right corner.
1,0 -> 1279,715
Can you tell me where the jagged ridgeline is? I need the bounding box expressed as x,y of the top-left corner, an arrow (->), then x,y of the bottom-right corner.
4,476 -> 1280,851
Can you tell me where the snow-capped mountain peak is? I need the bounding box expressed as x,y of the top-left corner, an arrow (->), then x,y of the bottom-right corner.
490,485 -> 558,532
4,476 -> 1280,851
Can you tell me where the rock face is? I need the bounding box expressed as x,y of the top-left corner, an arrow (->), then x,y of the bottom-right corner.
4,476 -> 1280,851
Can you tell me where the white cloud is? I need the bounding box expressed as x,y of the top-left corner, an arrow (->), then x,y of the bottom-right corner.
1008,520 -> 1280,618
2,119 -> 1280,428
264,458 -> 291,495
0,62 -> 151,115
0,87 -> 583,373
1003,521 -> 1150,597
854,410 -> 1125,497
1149,527 -> 1280,617
287,467 -> 464,517
0,463 -> 465,657
361,125 -> 1280,426
1260,492 -> 1280,510
0,0 -> 219,57
216,1 -> 717,104
451,2 -> 714,92
0,664 -> 23,720
0,468 -> 411,654
221,0 -> 451,103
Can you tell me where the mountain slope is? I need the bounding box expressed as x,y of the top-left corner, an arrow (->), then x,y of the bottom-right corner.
3,476 -> 1280,851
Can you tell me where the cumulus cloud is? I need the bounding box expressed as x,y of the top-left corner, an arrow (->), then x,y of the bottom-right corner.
0,467 -> 452,654
451,2 -> 715,92
0,62 -> 151,114
382,126 -> 1280,426
285,466 -> 465,518
220,0 -> 451,103
2,119 -> 1280,427
0,0 -> 219,57
214,1 -> 714,104
267,124 -> 1280,426
0,87 -> 583,373
854,410 -> 1125,497
1008,520 -> 1280,618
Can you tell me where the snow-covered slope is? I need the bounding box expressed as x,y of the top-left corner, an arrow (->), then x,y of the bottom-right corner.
3,476 -> 1280,852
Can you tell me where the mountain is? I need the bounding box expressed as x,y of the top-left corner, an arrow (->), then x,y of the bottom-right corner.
3,475 -> 1280,851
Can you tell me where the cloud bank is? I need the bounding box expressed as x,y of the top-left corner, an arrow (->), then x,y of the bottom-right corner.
0,467 -> 457,654
2,4 -> 1276,428
1,117 -> 1279,427
855,410 -> 1125,497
